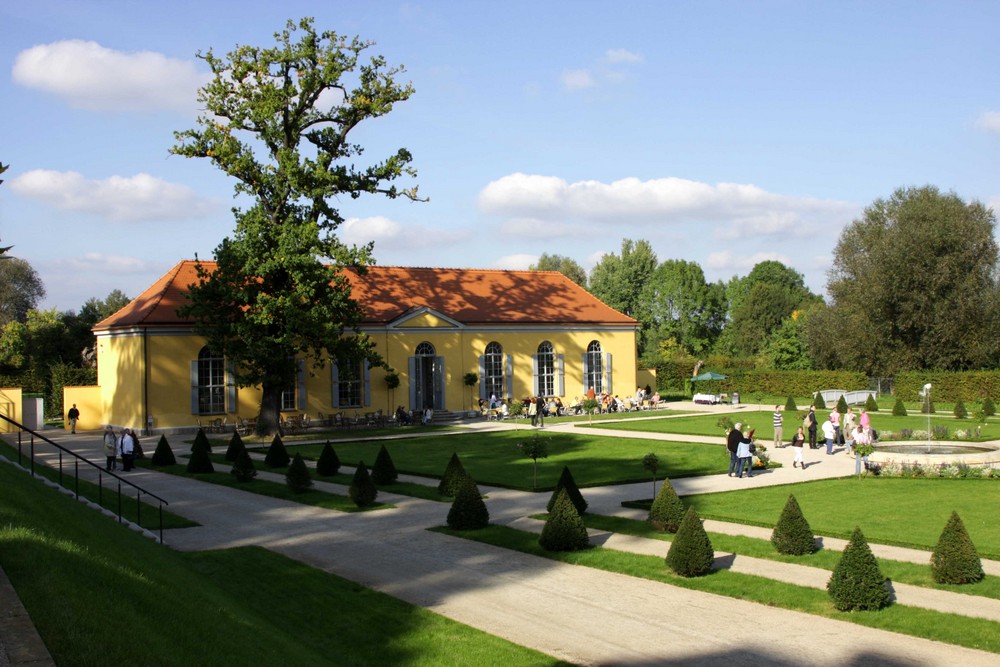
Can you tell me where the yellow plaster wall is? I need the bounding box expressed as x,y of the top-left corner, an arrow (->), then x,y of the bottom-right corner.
62,386 -> 103,431
0,387 -> 21,432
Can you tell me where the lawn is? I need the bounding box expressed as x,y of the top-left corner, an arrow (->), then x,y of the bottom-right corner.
586,408 -> 1000,442
0,461 -> 569,667
259,429 -> 727,490
626,477 -> 1000,558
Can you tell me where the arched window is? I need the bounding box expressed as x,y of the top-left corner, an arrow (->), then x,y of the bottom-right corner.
536,341 -> 555,397
197,346 -> 225,414
416,341 -> 436,357
484,342 -> 505,400
585,340 -> 603,394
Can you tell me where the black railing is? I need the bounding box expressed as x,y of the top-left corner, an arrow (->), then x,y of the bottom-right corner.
0,414 -> 169,543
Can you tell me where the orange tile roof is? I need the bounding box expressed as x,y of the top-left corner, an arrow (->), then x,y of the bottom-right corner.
94,260 -> 637,330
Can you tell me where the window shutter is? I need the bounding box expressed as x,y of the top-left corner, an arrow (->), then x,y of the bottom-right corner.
478,356 -> 487,400
408,356 -> 417,410
226,361 -> 236,414
532,354 -> 539,396
190,361 -> 199,414
363,360 -> 372,407
331,362 -> 340,408
434,356 -> 445,408
605,352 -> 613,394
557,354 -> 565,396
297,359 -> 307,410
582,352 -> 588,394
505,354 -> 513,399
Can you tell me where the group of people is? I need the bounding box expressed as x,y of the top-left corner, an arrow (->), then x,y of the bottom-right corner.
771,403 -> 878,471
101,425 -> 142,472
726,422 -> 757,478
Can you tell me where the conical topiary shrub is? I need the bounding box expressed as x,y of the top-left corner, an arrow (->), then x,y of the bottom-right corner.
892,398 -> 907,416
982,397 -> 996,417
813,392 -> 826,410
285,453 -> 313,493
230,447 -> 257,482
186,432 -> 215,474
931,511 -> 984,584
225,431 -> 245,461
648,477 -> 685,533
349,462 -> 378,507
827,527 -> 891,611
316,441 -> 341,477
865,394 -> 879,412
953,400 -> 968,420
539,488 -> 589,552
665,507 -> 714,577
437,452 -> 469,496
151,434 -> 176,467
371,444 -> 398,485
446,476 -> 490,530
784,396 -> 797,411
264,434 -> 290,468
770,494 -> 817,555
836,395 -> 849,415
921,399 -> 936,414
192,428 -> 212,453
546,466 -> 587,516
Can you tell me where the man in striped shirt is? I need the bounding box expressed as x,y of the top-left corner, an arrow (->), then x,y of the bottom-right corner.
772,406 -> 783,448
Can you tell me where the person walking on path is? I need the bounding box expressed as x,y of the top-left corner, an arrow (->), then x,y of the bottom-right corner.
67,404 -> 80,433
119,428 -> 136,472
772,406 -> 783,448
843,407 -> 857,456
735,429 -> 754,478
102,425 -> 117,471
727,422 -> 748,477
830,408 -> 841,447
822,415 -> 836,455
805,405 -> 818,449
791,426 -> 806,469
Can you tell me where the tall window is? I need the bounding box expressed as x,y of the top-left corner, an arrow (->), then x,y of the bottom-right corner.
585,340 -> 603,394
197,347 -> 225,414
281,383 -> 296,411
537,341 -> 555,397
484,342 -> 504,399
336,360 -> 362,407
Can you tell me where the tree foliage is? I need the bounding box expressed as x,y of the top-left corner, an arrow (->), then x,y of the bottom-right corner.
151,435 -> 176,467
225,431 -> 245,462
546,466 -> 587,516
285,452 -> 313,492
665,507 -> 714,577
316,441 -> 341,476
588,238 -> 658,321
186,430 -> 215,474
827,527 -> 891,611
348,461 -> 378,507
770,495 -> 817,555
264,434 -> 290,468
446,476 -> 489,530
371,444 -> 398,485
529,253 -> 587,286
638,259 -> 725,360
230,447 -> 257,482
171,18 -> 421,433
825,186 -> 1000,374
0,258 -> 45,326
437,452 -> 469,497
648,477 -> 685,533
539,488 -> 589,552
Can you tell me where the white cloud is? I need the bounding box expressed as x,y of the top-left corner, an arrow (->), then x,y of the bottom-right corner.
976,111 -> 1000,134
9,169 -> 219,222
492,254 -> 537,270
705,250 -> 794,272
59,252 -> 154,274
479,173 -> 857,239
561,69 -> 596,91
604,48 -> 643,64
12,40 -> 208,112
340,216 -> 474,254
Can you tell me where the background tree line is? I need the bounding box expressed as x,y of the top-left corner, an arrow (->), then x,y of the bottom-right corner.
532,186 -> 999,383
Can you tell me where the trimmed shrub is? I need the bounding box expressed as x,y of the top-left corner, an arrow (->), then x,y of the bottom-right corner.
539,488 -> 589,552
865,394 -> 879,412
285,453 -> 313,493
770,495 -> 817,555
648,477 -> 685,533
371,444 -> 398,485
546,466 -> 587,516
920,400 -> 936,414
446,476 -> 490,530
186,433 -> 215,474
192,428 -> 212,453
230,448 -> 257,482
665,507 -> 714,577
836,395 -> 849,415
982,397 -> 996,417
150,434 -> 176,467
225,431 -> 244,461
315,441 -> 341,476
931,511 -> 984,584
349,462 -> 378,507
892,398 -> 907,416
953,400 -> 968,420
438,452 -> 469,496
784,395 -> 797,411
264,434 -> 290,468
812,392 -> 826,410
827,527 -> 891,611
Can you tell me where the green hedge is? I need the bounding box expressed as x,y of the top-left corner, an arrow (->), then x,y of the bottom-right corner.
894,371 -> 1000,403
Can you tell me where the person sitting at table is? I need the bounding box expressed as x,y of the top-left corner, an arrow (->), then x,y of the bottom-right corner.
395,405 -> 412,425
498,400 -> 509,419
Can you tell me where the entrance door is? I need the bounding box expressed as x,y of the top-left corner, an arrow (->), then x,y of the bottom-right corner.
413,342 -> 440,410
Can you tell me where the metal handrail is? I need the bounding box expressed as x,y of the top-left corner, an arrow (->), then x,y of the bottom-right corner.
0,414 -> 169,543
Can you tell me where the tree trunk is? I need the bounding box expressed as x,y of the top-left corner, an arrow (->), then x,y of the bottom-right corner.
258,383 -> 284,436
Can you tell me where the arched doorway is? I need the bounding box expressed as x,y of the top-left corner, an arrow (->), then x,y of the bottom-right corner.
413,341 -> 439,410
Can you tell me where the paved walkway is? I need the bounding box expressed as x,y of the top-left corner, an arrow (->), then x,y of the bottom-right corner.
4,409 -> 1000,665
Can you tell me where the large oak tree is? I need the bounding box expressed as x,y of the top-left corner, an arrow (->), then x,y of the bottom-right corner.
823,186 -> 999,374
171,18 -> 421,433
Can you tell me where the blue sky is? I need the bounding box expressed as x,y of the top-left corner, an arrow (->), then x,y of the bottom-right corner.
2,0 -> 998,312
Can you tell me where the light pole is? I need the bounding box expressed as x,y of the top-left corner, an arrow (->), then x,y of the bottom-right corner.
923,383 -> 932,449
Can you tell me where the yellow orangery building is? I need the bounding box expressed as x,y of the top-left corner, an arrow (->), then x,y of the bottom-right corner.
84,260 -> 639,432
